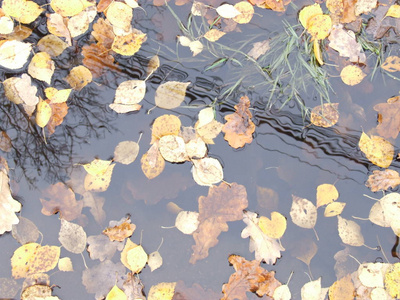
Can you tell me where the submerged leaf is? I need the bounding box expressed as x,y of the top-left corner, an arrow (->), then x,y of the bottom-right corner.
155,81 -> 190,109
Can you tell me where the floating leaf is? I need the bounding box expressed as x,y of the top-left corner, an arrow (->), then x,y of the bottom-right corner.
58,257 -> 73,272
233,1 -> 254,24
290,195 -> 317,229
324,202 -> 346,217
106,284 -> 127,300
114,141 -> 140,165
11,243 -> 40,279
37,34 -> 69,57
299,4 -> 323,28
0,40 -> 32,70
316,183 -> 339,208
2,0 -> 44,24
105,1 -> 132,32
191,157 -> 223,186
380,193 -> 400,236
358,263 -> 388,288
68,7 -> 95,38
0,16 -> 14,35
12,217 -> 39,245
373,96 -> 400,139
50,0 -> 94,17
46,13 -> 72,46
307,15 -> 332,39
381,56 -> 400,72
273,285 -> 292,300
258,212 -> 287,239
359,132 -> 394,168
141,142 -> 165,179
328,25 -> 366,63
301,278 -> 328,300
216,4 -> 241,18
159,135 -> 188,163
384,263 -> 400,298
175,211 -> 199,234
147,251 -> 163,272
110,80 -> 145,113
247,39 -> 270,60
112,30 -> 147,56
103,217 -> 135,242
369,201 -> 390,227
83,159 -> 112,176
148,282 -> 176,300
386,4 -> 400,18
155,81 -> 190,109
328,274 -> 355,300
147,55 -> 160,76
65,65 -> 93,91
58,219 -> 87,254
87,234 -> 123,261
204,29 -> 226,42
340,65 -> 366,86
366,169 -> 400,192
84,163 -> 115,192
28,245 -> 60,275
36,99 -> 52,128
337,216 -> 364,246
151,114 -> 181,144
310,103 -> 339,128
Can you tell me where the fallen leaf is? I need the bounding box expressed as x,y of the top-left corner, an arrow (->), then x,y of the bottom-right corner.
301,278 -> 328,300
324,202 -> 346,217
28,245 -> 60,275
0,24 -> 32,41
216,4 -> 241,19
247,39 -> 270,60
204,29 -> 226,42
380,193 -> 400,236
58,219 -> 87,254
37,34 -> 69,57
105,1 -> 132,33
36,99 -> 52,128
151,114 -> 181,144
175,211 -> 199,235
173,280 -> 220,300
221,254 -> 281,299
307,15 -> 332,40
126,245 -> 147,273
147,250 -> 163,272
0,131 -> 12,152
384,263 -> 400,298
374,96 -> 400,139
148,282 -> 176,300
141,142 -> 165,179
68,7 -> 96,38
241,211 -> 284,264
316,183 -> 339,207
358,262 -> 388,288
106,284 -> 127,300
58,257 -> 73,272
0,158 -> 21,235
92,18 -> 115,48
65,65 -> 93,91
46,13 -> 72,46
328,274 -> 355,300
310,103 -> 339,128
294,238 -> 318,266
40,182 -> 83,221
369,201 -> 390,227
233,2 -> 254,24
185,137 -> 207,159
366,169 -> 400,192
159,135 -> 188,163
2,0 -> 44,24
328,25 -> 366,63
258,212 -> 287,239
122,273 -> 146,300
314,39 -> 324,65
82,43 -> 115,78
381,56 -> 400,72
110,80 -> 145,113
103,217 -> 135,242
273,285 -> 292,300
84,163 -> 115,192
359,132 -> 394,168
155,81 -> 190,109
355,0 -> 377,16
341,65 -> 366,86
112,30 -> 147,56
47,101 -> 69,135
290,195 -> 317,229
190,182 -> 248,263
114,141 -> 140,165
337,216 -> 364,246
191,157 -> 223,186
222,95 -> 255,148
87,234 -> 123,261
11,243 -> 40,279
386,4 -> 400,18
195,119 -> 223,145
0,40 -> 32,70
299,4 -> 323,29
147,55 -> 160,76
0,16 -> 14,35
12,217 -> 40,245
51,0 -> 94,17
83,159 -> 112,176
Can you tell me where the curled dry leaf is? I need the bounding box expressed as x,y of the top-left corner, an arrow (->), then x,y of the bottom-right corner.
191,157 -> 223,186
222,95 -> 255,148
310,103 -> 339,128
359,132 -> 394,168
337,216 -> 364,246
155,81 -> 190,109
221,254 -> 282,299
190,182 -> 248,263
366,169 -> 400,192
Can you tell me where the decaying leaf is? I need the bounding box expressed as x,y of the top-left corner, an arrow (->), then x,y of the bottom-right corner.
329,274 -> 355,300
147,282 -> 176,300
87,234 -> 123,261
0,131 -> 12,152
112,30 -> 147,56
316,183 -> 339,207
294,238 -> 318,266
241,211 -> 284,264
366,169 -> 400,192
190,182 -> 248,263
310,103 -> 339,128
290,195 -> 317,229
12,217 -> 40,245
122,273 -> 146,300
58,219 -> 87,254
221,254 -> 281,299
337,216 -> 364,246
103,217 -> 136,242
158,135 -> 188,163
155,81 -> 190,109
384,263 -> 400,298
65,65 -> 93,91
222,95 -> 255,148
374,96 -> 400,139
247,39 -> 270,60
359,132 -> 394,168
381,56 -> 400,73
0,157 -> 21,235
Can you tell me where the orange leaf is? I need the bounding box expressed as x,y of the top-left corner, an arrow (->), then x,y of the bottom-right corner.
222,95 -> 255,148
82,43 -> 115,78
221,255 -> 281,299
47,101 -> 69,136
103,217 -> 136,242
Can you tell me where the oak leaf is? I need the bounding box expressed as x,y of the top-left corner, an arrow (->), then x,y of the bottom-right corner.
373,96 -> 400,139
91,18 -> 114,49
222,95 -> 255,148
173,280 -> 220,300
190,182 -> 248,264
221,254 -> 281,299
366,169 -> 400,192
103,217 -> 136,242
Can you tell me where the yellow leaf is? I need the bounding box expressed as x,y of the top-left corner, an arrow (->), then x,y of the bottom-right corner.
299,3 -> 323,29
148,282 -> 176,300
148,250 -> 163,272
359,132 -> 394,168
204,29 -> 226,42
384,263 -> 400,298
0,16 -> 14,34
216,4 -> 241,18
386,4 -> 400,18
45,88 -> 72,104
84,163 -> 115,192
106,284 -> 127,300
233,1 -> 254,24
175,211 -> 199,234
28,245 -> 60,275
50,0 -> 94,17
316,184 -> 339,208
82,159 -> 112,176
0,40 -> 32,70
151,114 -> 181,144
290,195 -> 317,229
65,65 -> 92,90
140,142 -> 165,179
313,39 -> 323,65
337,216 -> 364,246
2,0 -> 44,24
154,81 -> 190,110
328,274 -> 355,300
11,243 -> 40,279
120,239 -> 138,269
112,30 -> 147,56
105,2 -> 132,32
258,212 -> 287,239
28,52 -> 55,84
191,157 -> 223,186
310,103 -> 339,127
158,135 -> 188,163
113,141 -> 140,165
58,257 -> 73,272
307,15 -> 332,39
36,99 -> 52,128
127,245 -> 147,273
381,56 -> 400,72
37,34 -> 69,57
324,202 -> 346,217
340,65 -> 366,86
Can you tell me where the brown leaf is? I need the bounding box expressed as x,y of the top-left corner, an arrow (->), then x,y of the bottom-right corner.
374,96 -> 400,139
222,95 -> 255,148
40,182 -> 83,221
366,169 -> 400,192
190,182 -> 248,264
221,255 -> 281,299
82,43 -> 115,78
47,101 -> 69,136
123,272 -> 146,300
91,18 -> 114,49
0,131 -> 12,152
103,217 -> 136,242
172,280 -> 220,300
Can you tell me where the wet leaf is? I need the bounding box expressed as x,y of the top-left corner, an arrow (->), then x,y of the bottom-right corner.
175,211 -> 199,234
381,56 -> 400,72
316,183 -> 339,207
301,278 -> 328,300
366,169 -> 400,192
83,159 -> 112,176
87,234 -> 122,261
46,13 -> 72,46
290,195 -> 317,229
111,80 -> 145,113
295,239 -> 318,266
0,40 -> 32,70
82,259 -> 126,300
195,119 -> 223,145
386,4 -> 400,18
147,55 -> 160,76
310,103 -> 339,128
151,114 -> 181,144
155,81 -> 190,109
384,263 -> 400,298
147,250 -> 163,272
51,0 -> 94,17
123,273 -> 146,300
106,284 -> 127,300
0,157 -> 21,235
114,141 -> 140,165
84,163 -> 115,192
341,65 -> 366,86
126,244 -> 147,273
12,217 -> 40,245
204,29 -> 226,42
299,4 -> 323,29
185,137 -> 207,159
2,0 -> 44,24
0,131 -> 12,152
328,274 -> 355,300
173,280 -> 220,300
159,135 -> 188,163
141,142 -> 165,179
11,243 -> 40,279
307,15 -> 332,39
68,7 -> 96,38
0,24 -> 32,41
92,18 -> 115,48
358,262 -> 388,288
355,0 -> 377,16
374,96 -> 400,139
37,34 -> 69,57
105,1 -> 132,33
247,39 -> 270,60
328,25 -> 366,63
221,254 -> 282,299
359,132 -> 394,168
191,182 -> 248,263
40,182 -> 83,221
82,43 -> 115,78
0,16 -> 13,35
58,257 -> 73,272
233,2 -> 254,24
47,101 -> 69,135
324,202 -> 346,217
103,217 -> 136,242
36,99 -> 52,128
0,278 -> 19,299
273,285 -> 291,300
258,212 -> 286,239
112,30 -> 147,56
58,219 -> 87,254
216,4 -> 241,19
314,39 -> 323,65
148,282 -> 176,300
65,65 -> 93,91
337,216 -> 364,246
28,245 -> 60,275
222,95 -> 255,148
380,193 -> 400,236
241,211 -> 284,264
191,157 -> 223,186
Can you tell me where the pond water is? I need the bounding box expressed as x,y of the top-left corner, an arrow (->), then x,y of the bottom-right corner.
1,0 -> 400,299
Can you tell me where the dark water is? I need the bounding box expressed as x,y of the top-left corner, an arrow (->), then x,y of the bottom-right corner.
1,1 -> 400,299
